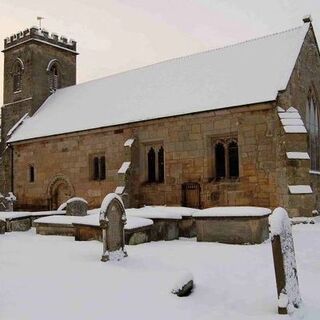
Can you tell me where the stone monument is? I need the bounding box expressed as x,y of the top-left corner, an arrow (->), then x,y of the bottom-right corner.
269,207 -> 302,314
66,197 -> 88,216
99,193 -> 127,262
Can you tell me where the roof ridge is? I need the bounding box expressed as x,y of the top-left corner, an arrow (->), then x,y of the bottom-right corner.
57,23 -> 308,92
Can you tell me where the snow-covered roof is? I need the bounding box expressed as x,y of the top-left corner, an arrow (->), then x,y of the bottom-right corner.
9,24 -> 310,143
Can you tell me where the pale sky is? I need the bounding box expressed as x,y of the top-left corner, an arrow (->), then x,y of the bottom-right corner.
1,0 -> 320,106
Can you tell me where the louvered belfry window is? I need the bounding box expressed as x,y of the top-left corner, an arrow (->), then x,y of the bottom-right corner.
49,64 -> 59,92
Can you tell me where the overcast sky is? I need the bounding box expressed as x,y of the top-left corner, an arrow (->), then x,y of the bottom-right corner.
1,0 -> 320,106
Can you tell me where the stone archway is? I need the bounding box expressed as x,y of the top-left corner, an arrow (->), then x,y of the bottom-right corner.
47,175 -> 75,210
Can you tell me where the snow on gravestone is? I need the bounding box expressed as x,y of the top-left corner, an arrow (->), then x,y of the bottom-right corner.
66,197 -> 88,216
269,207 -> 302,314
99,193 -> 127,262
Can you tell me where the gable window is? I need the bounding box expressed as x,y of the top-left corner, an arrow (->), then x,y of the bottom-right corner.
92,155 -> 106,180
213,138 -> 239,181
29,165 -> 35,183
12,60 -> 23,92
146,144 -> 164,183
49,64 -> 59,92
306,96 -> 320,171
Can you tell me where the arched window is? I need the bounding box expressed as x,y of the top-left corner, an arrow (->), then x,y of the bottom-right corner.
215,142 -> 226,179
158,146 -> 164,183
147,147 -> 156,182
12,61 -> 23,92
306,96 -> 320,170
228,141 -> 239,178
49,64 -> 59,92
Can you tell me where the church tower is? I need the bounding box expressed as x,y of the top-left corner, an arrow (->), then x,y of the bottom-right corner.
1,26 -> 78,192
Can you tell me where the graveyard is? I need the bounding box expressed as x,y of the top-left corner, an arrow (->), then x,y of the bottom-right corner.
1,194 -> 320,319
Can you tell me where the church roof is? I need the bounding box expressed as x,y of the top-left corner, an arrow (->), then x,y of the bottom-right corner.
9,23 -> 310,143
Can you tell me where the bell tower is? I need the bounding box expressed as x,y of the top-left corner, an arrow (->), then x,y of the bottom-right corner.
0,26 -> 78,192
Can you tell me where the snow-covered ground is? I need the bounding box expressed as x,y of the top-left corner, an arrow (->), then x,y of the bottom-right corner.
1,224 -> 319,320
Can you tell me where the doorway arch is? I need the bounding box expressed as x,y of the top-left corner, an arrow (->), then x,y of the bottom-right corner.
47,175 -> 75,210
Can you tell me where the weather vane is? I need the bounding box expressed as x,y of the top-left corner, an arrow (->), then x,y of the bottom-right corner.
37,16 -> 44,29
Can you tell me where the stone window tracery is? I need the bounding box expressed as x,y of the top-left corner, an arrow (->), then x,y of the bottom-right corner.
146,144 -> 164,183
49,64 -> 59,92
213,138 -> 239,180
12,60 -> 23,93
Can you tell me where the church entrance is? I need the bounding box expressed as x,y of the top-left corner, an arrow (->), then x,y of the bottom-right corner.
47,175 -> 75,210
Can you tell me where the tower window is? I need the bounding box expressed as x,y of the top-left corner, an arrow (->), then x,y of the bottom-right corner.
29,165 -> 35,182
91,155 -> 106,180
146,144 -> 164,183
12,61 -> 23,92
49,64 -> 59,92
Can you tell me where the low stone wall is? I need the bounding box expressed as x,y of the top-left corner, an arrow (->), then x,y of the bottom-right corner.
125,225 -> 152,245
150,219 -> 180,241
178,217 -> 196,238
0,220 -> 6,234
195,215 -> 269,244
73,223 -> 152,245
34,222 -> 75,237
6,217 -> 31,232
74,224 -> 101,242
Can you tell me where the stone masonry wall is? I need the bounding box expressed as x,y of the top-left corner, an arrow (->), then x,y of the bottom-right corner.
12,102 -> 281,211
277,25 -> 320,216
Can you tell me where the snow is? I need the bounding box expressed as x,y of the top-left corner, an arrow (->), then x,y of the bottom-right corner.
124,138 -> 135,147
0,211 -> 31,221
193,206 -> 271,217
288,185 -> 313,194
7,113 -> 29,136
280,118 -> 304,126
118,161 -> 131,174
143,206 -> 199,217
286,152 -> 310,159
5,192 -> 17,202
283,126 -> 307,133
278,112 -> 301,119
100,193 -> 124,214
72,213 -> 153,230
286,107 -> 299,113
171,272 -> 193,294
127,207 -> 186,219
269,208 -> 302,311
34,215 -> 77,225
277,106 -> 285,112
115,186 -> 125,194
1,223 -> 320,319
66,197 -> 88,204
57,202 -> 67,211
9,24 -> 309,142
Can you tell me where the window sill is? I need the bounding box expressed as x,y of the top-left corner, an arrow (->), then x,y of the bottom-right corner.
209,177 -> 240,183
309,170 -> 320,176
142,181 -> 164,186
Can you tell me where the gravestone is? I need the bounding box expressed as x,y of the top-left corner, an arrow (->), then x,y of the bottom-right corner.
0,192 -> 16,212
66,197 -> 88,216
0,219 -> 6,234
269,207 -> 302,314
99,193 -> 127,262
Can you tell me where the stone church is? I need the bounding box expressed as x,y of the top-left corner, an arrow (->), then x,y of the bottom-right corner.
1,18 -> 320,217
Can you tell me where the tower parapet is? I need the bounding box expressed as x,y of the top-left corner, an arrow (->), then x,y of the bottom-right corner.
3,27 -> 77,52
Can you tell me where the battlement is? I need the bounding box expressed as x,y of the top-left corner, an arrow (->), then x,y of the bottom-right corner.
3,27 -> 77,52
